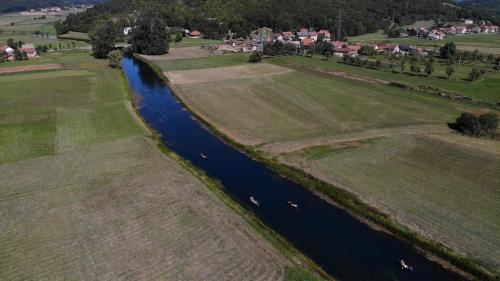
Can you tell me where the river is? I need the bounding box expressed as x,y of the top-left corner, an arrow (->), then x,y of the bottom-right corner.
121,55 -> 464,281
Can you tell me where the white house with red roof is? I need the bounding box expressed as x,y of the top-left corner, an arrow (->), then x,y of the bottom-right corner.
21,44 -> 37,58
318,30 -> 331,41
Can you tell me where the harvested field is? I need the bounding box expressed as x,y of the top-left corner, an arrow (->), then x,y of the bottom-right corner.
0,52 -> 288,280
155,52 -> 249,72
280,134 -> 500,270
165,63 -> 293,84
0,138 -> 287,281
140,47 -> 213,60
0,63 -> 62,74
155,54 -> 500,273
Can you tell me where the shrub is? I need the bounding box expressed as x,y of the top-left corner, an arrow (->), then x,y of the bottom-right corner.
108,50 -> 122,68
248,51 -> 262,63
454,112 -> 498,137
468,68 -> 485,81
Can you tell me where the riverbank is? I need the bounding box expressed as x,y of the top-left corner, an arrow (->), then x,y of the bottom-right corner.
138,52 -> 498,280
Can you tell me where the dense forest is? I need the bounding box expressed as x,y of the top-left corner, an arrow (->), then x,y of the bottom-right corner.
56,0 -> 483,39
457,0 -> 500,21
0,0 -> 104,14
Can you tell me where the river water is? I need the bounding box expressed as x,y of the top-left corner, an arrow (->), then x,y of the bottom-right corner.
121,55 -> 464,281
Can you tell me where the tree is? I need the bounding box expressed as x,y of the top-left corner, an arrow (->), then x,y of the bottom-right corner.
248,51 -> 262,63
446,66 -> 454,79
479,113 -> 498,134
89,21 -> 117,59
468,68 -> 485,81
130,16 -> 170,55
453,112 -> 498,138
175,33 -> 183,43
440,42 -> 456,59
400,60 -> 406,73
6,38 -> 15,48
108,50 -> 122,68
359,45 -> 377,56
424,61 -> 434,75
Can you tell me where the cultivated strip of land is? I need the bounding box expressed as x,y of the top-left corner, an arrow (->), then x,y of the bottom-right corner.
0,63 -> 62,74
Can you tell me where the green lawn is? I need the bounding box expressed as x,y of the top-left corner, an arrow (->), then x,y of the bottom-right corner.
0,52 -> 144,163
57,31 -> 90,42
155,52 -> 249,71
350,32 -> 500,55
170,38 -> 222,48
270,55 -> 500,103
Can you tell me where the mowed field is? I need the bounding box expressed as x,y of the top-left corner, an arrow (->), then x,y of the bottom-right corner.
272,55 -> 500,103
350,32 -> 500,55
154,49 -> 500,273
0,52 -> 289,280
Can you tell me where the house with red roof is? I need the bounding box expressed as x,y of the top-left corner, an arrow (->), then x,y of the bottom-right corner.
318,30 -> 331,41
301,37 -> 315,47
21,44 -> 37,58
333,47 -> 358,57
189,30 -> 202,39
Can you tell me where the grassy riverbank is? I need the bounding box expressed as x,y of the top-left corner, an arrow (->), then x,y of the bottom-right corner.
145,49 -> 499,280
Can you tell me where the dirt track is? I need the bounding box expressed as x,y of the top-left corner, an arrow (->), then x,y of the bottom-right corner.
0,63 -> 62,74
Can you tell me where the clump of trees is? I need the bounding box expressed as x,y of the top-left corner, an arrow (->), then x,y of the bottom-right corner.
263,41 -> 298,56
452,112 -> 498,138
130,16 -> 170,55
248,51 -> 262,63
89,21 -> 117,59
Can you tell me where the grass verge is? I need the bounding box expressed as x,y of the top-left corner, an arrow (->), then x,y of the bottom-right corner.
127,54 -> 330,281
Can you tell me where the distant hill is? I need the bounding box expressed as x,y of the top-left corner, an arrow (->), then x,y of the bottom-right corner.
58,0 -> 466,38
456,0 -> 500,21
0,0 -> 105,14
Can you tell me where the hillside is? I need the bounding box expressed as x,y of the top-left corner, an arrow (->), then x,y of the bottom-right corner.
0,0 -> 104,14
58,0 -> 464,38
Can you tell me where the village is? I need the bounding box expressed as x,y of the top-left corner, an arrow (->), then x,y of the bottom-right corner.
184,18 -> 499,58
0,43 -> 37,61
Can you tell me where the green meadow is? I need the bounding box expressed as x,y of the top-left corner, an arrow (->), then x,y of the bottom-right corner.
271,55 -> 500,103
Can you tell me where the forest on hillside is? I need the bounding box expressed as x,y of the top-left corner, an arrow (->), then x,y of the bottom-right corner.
0,0 -> 104,14
56,0 -> 482,39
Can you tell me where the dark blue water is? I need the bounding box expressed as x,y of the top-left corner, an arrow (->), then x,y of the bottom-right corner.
121,56 -> 465,281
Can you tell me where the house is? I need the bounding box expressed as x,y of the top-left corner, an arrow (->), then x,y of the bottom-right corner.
318,30 -> 331,41
331,41 -> 345,49
189,31 -> 202,39
301,37 -> 315,47
297,30 -> 309,40
21,44 -> 37,58
1,46 -> 15,60
379,44 -> 400,55
347,44 -> 362,53
333,47 -> 358,57
123,27 -> 132,35
368,44 -> 380,52
281,31 -> 294,40
428,31 -> 445,40
461,19 -> 474,25
455,26 -> 467,34
308,31 -> 319,41
481,25 -> 499,33
399,44 -> 417,55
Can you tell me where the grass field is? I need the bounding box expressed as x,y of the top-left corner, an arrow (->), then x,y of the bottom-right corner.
170,38 -> 222,48
0,12 -> 90,49
0,51 -> 291,280
152,48 -> 500,273
270,55 -> 500,103
155,52 -> 249,71
58,31 -> 90,41
350,32 -> 500,55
